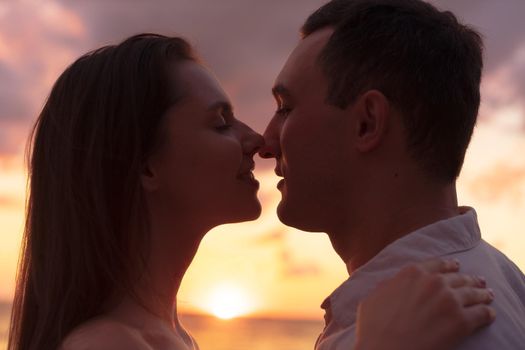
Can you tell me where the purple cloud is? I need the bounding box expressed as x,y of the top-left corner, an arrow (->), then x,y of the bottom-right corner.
1,0 -> 524,156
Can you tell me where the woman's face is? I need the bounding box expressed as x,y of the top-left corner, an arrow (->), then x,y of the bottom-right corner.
143,61 -> 264,227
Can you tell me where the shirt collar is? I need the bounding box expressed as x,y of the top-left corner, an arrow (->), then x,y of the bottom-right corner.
322,206 -> 482,327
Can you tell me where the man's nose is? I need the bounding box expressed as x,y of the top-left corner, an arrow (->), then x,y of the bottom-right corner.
258,120 -> 281,159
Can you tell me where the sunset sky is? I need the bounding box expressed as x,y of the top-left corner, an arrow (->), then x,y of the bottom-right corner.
0,0 -> 524,320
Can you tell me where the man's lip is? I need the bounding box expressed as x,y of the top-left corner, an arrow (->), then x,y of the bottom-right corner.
274,166 -> 283,177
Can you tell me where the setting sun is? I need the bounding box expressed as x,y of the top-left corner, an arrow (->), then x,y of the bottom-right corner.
206,284 -> 253,320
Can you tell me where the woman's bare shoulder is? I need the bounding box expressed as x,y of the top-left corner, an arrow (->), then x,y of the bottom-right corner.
60,318 -> 150,350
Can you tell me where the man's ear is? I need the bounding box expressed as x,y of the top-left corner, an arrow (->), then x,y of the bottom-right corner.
141,159 -> 160,192
353,90 -> 391,153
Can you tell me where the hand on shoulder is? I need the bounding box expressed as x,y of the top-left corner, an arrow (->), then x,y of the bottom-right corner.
354,259 -> 495,350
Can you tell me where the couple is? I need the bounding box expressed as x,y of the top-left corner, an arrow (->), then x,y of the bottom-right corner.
8,0 -> 525,349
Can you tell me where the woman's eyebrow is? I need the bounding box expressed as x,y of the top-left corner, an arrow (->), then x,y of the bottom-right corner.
207,101 -> 233,113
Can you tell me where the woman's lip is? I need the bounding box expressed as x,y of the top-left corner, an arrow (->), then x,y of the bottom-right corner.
277,179 -> 284,190
238,171 -> 255,180
239,161 -> 256,175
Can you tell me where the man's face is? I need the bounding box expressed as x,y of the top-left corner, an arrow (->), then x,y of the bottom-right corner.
259,28 -> 357,232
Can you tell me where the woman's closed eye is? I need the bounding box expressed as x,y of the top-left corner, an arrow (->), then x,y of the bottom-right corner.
276,105 -> 292,117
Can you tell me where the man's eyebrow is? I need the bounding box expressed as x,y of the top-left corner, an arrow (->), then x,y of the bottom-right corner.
272,84 -> 291,98
207,101 -> 233,113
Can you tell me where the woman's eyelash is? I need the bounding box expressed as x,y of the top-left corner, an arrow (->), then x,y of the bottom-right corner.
276,107 -> 292,116
215,124 -> 232,131
215,114 -> 233,130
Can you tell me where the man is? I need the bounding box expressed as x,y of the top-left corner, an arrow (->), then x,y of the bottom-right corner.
259,0 -> 525,348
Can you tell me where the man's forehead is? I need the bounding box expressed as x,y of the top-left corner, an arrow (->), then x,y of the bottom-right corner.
274,27 -> 334,92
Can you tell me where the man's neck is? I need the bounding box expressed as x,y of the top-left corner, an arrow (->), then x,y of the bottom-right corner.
329,182 -> 459,275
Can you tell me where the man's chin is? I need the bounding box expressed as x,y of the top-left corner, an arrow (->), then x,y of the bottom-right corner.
276,201 -> 323,233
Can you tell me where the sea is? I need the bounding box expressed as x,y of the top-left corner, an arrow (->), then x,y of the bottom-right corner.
0,303 -> 324,350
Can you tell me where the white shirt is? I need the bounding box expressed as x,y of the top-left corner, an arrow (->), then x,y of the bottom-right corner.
315,208 -> 525,350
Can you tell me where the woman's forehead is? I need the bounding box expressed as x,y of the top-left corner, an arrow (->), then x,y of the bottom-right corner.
174,61 -> 229,104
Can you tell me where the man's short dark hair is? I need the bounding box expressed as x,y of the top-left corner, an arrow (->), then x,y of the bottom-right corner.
302,0 -> 483,182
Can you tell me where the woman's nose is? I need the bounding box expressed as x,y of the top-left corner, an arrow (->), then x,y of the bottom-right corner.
242,127 -> 265,156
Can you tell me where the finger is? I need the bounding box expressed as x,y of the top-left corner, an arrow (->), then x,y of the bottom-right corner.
457,287 -> 495,306
417,258 -> 460,274
442,273 -> 487,289
461,304 -> 496,335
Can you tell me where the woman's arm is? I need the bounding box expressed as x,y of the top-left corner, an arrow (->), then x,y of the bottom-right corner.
354,259 -> 494,350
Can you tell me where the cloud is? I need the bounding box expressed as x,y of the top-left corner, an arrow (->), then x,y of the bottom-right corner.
0,62 -> 31,121
0,194 -> 23,209
432,0 -> 525,70
0,1 -> 86,154
0,125 -> 25,156
468,162 -> 525,204
280,250 -> 322,278
252,229 -> 322,277
431,0 -> 525,125
0,0 -> 328,156
47,0 -> 525,132
479,45 -> 525,130
53,0 -> 327,133
255,230 -> 286,245
1,0 -> 524,158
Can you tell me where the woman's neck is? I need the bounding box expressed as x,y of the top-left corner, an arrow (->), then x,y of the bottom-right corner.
140,222 -> 204,327
110,212 -> 208,332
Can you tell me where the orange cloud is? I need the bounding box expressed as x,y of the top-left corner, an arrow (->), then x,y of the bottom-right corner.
468,163 -> 525,204
280,250 -> 322,278
255,230 -> 286,244
0,195 -> 22,209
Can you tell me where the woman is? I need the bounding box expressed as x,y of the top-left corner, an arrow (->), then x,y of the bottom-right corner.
8,34 -> 494,350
